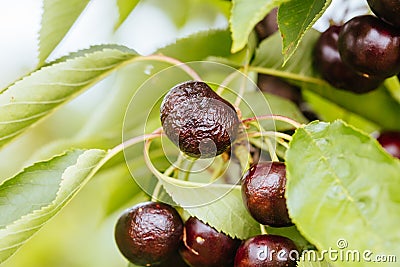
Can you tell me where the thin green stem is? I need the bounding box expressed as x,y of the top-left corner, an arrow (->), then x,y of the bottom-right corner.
260,224 -> 268,235
182,157 -> 196,181
144,55 -> 202,81
264,138 -> 279,161
151,182 -> 163,202
216,71 -> 240,95
247,131 -> 293,141
248,66 -> 328,86
106,129 -> 163,161
242,114 -> 302,129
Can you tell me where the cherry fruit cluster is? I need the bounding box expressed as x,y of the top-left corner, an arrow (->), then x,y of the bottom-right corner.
314,0 -> 400,94
114,81 -> 299,266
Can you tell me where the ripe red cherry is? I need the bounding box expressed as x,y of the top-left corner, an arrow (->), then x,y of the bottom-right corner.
367,0 -> 400,28
179,217 -> 241,267
255,8 -> 279,41
234,235 -> 298,267
377,131 -> 400,159
338,15 -> 400,78
241,161 -> 293,227
314,24 -> 383,93
257,74 -> 302,104
114,202 -> 183,266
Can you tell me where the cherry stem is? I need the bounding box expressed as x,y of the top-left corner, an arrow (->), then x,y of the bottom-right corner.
260,224 -> 268,235
234,62 -> 250,107
151,182 -> 163,202
106,129 -> 163,160
242,114 -> 302,129
216,71 -> 240,95
146,54 -> 202,81
247,131 -> 293,141
264,138 -> 279,161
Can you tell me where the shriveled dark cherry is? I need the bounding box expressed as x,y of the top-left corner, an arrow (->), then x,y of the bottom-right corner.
367,0 -> 400,28
241,161 -> 292,227
160,81 -> 240,158
234,235 -> 298,267
255,7 -> 279,41
179,217 -> 241,267
314,24 -> 383,93
377,131 -> 400,159
114,202 -> 183,266
338,15 -> 400,78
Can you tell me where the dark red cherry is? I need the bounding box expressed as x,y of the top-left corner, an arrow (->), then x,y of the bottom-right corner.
257,74 -> 302,104
314,24 -> 383,93
234,235 -> 298,267
377,131 -> 400,159
338,15 -> 400,78
367,0 -> 400,28
157,251 -> 189,267
114,202 -> 183,266
241,161 -> 293,227
255,8 -> 279,41
179,217 -> 241,267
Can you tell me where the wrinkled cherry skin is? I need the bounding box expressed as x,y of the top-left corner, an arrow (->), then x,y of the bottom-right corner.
160,81 -> 240,158
241,162 -> 292,227
377,131 -> 400,159
255,8 -> 279,41
234,235 -> 298,267
179,217 -> 241,267
367,0 -> 400,28
314,25 -> 383,93
338,15 -> 400,78
114,202 -> 183,266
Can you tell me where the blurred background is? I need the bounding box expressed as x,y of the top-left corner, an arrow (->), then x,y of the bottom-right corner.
0,0 -> 369,266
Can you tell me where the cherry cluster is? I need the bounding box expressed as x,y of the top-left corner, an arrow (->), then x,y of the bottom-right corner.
314,0 -> 400,94
114,163 -> 298,267
114,81 -> 299,266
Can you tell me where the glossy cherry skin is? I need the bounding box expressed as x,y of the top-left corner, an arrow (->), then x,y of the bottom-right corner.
114,202 -> 183,266
157,251 -> 189,267
234,235 -> 298,267
367,0 -> 400,28
377,131 -> 400,159
338,15 -> 400,78
179,217 -> 241,267
255,8 -> 279,41
314,25 -> 384,93
241,162 -> 292,227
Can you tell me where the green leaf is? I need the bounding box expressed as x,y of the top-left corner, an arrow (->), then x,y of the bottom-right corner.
127,263 -> 142,267
278,0 -> 331,63
286,120 -> 400,267
265,225 -> 313,251
230,0 -> 286,53
0,149 -> 106,263
144,143 -> 261,240
39,0 -> 91,64
384,76 -> 400,104
157,29 -> 233,62
0,45 -> 139,148
115,0 -> 141,30
164,183 -> 261,240
252,31 -> 400,130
